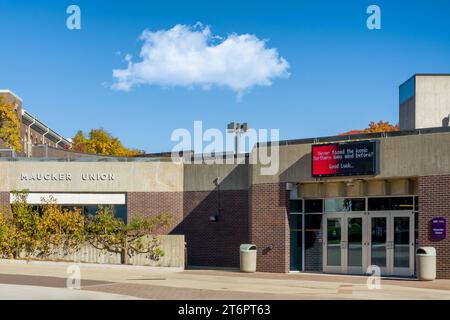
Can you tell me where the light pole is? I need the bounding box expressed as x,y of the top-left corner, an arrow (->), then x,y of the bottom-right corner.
227,122 -> 248,154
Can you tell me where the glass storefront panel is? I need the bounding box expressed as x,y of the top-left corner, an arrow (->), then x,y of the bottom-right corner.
348,217 -> 363,267
368,197 -> 413,211
391,197 -> 414,211
289,214 -> 302,230
83,205 -> 127,222
289,214 -> 302,271
304,199 -> 323,213
325,198 -> 365,212
394,216 -> 410,268
371,217 -> 387,267
289,200 -> 303,213
114,205 -> 127,223
327,218 -> 341,266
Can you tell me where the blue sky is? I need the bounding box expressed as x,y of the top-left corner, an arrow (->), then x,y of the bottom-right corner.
1,0 -> 450,153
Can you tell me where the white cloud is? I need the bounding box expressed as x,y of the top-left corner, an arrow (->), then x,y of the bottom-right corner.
111,23 -> 290,96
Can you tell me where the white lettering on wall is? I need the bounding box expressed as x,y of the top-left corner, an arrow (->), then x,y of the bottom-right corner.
20,173 -> 72,181
19,173 -> 114,182
81,173 -> 115,181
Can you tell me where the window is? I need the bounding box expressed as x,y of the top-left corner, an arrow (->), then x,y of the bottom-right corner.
83,204 -> 127,223
289,213 -> 303,271
305,214 -> 322,231
304,199 -> 323,213
368,197 -> 413,211
289,200 -> 303,213
325,198 -> 365,212
391,197 -> 414,210
399,76 -> 415,104
289,214 -> 302,230
31,204 -> 127,223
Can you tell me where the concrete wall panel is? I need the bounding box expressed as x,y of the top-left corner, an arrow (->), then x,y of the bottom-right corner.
0,161 -> 184,192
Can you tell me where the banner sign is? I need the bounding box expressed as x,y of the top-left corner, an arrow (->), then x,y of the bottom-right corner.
312,140 -> 380,177
431,217 -> 446,241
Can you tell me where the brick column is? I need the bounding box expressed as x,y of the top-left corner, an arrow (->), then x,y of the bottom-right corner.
418,175 -> 450,279
249,183 -> 290,273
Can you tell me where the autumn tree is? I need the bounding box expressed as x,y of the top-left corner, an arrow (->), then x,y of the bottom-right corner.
71,128 -> 142,157
0,96 -> 22,152
0,191 -> 85,259
363,121 -> 399,133
72,130 -> 86,152
84,206 -> 172,264
36,198 -> 85,257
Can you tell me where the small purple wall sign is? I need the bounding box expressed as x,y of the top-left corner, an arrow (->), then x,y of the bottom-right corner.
431,217 -> 446,241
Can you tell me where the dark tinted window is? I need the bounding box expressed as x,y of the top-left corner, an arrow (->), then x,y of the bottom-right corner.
84,205 -> 99,217
289,200 -> 303,213
305,214 -> 322,230
391,197 -> 413,210
304,199 -> 323,213
368,197 -> 414,211
289,214 -> 302,230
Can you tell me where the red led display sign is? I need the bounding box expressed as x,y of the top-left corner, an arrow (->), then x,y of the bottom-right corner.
312,140 -> 379,177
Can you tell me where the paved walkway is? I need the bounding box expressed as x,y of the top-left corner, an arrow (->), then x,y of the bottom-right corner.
1,260 -> 450,299
0,283 -> 137,299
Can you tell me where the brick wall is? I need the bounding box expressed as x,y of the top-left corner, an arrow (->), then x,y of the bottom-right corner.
418,175 -> 450,279
172,190 -> 249,268
126,192 -> 184,234
128,190 -> 249,268
249,183 -> 290,273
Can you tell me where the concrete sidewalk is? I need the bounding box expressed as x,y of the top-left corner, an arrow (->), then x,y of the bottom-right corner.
0,284 -> 137,299
1,260 -> 450,300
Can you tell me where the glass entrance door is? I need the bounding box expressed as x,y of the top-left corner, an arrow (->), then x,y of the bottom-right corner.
324,211 -> 414,277
346,214 -> 366,274
391,212 -> 414,276
323,213 -> 366,274
323,216 -> 343,273
369,213 -> 389,275
368,212 -> 414,276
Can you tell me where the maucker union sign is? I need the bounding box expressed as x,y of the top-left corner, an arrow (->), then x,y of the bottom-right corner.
312,140 -> 380,177
19,172 -> 115,182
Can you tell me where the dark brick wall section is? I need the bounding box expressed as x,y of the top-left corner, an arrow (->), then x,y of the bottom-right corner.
249,183 -> 290,273
172,190 -> 249,268
418,175 -> 450,279
127,192 -> 184,234
128,190 -> 249,268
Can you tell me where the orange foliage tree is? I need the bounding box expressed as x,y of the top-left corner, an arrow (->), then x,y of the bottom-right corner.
363,121 -> 399,133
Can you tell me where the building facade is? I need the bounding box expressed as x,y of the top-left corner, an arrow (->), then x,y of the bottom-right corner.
1,75 -> 450,279
0,90 -> 71,157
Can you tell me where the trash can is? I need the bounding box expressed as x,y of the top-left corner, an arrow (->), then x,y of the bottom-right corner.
416,247 -> 436,281
240,244 -> 257,273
